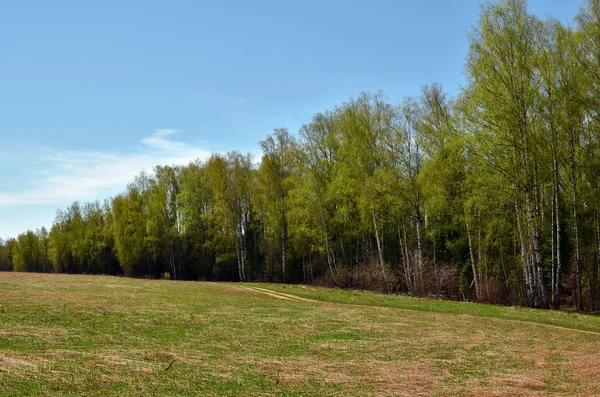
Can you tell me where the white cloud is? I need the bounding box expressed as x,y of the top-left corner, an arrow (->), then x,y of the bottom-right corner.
140,129 -> 187,152
0,129 -> 213,206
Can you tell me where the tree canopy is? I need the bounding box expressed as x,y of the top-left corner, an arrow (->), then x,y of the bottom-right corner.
6,0 -> 600,310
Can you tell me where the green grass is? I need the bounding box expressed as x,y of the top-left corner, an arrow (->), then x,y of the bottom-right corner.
1,273 -> 599,396
255,283 -> 600,333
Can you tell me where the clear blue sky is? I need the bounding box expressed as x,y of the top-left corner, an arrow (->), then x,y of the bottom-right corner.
0,0 -> 582,239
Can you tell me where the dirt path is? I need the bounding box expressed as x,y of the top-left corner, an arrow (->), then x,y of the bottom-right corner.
243,286 -> 322,303
500,320 -> 600,336
242,287 -> 295,301
243,285 -> 600,336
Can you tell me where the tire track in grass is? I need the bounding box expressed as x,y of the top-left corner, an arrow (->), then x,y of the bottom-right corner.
502,320 -> 600,336
243,286 -> 322,303
243,285 -> 600,336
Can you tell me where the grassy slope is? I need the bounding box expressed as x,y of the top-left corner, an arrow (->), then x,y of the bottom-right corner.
255,283 -> 600,333
0,273 -> 598,396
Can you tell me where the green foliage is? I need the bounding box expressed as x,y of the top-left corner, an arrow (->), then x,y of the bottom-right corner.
0,238 -> 14,271
12,229 -> 51,273
11,0 -> 600,311
112,185 -> 148,277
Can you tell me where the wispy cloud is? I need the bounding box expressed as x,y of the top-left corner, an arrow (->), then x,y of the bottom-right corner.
0,130 -> 213,206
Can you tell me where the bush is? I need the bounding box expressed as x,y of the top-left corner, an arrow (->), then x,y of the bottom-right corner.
318,261 -> 399,293
424,263 -> 459,300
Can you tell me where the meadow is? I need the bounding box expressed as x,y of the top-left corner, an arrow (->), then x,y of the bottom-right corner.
1,273 -> 600,396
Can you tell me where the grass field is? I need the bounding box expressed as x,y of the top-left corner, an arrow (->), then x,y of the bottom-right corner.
1,273 -> 600,396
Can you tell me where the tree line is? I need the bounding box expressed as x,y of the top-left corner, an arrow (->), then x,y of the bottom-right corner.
4,0 -> 600,310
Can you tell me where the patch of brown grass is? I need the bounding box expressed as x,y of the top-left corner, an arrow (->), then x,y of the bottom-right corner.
259,356 -> 442,396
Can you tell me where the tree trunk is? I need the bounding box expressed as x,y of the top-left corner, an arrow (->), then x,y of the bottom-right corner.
403,222 -> 414,294
551,186 -> 555,307
281,223 -> 287,283
240,221 -> 246,281
573,200 -> 582,311
533,169 -> 549,309
571,138 -> 582,311
398,226 -> 411,294
235,224 -> 245,282
477,214 -> 489,301
302,257 -> 305,283
554,180 -> 562,309
516,198 -> 534,307
596,209 -> 600,310
235,238 -> 243,282
241,236 -> 246,281
532,225 -> 548,308
433,231 -> 439,295
415,212 -> 424,292
372,212 -> 387,282
465,215 -> 481,301
309,250 -> 314,281
322,212 -> 336,281
550,120 -> 561,309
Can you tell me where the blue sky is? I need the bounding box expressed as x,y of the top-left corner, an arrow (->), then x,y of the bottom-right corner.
0,0 -> 582,239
